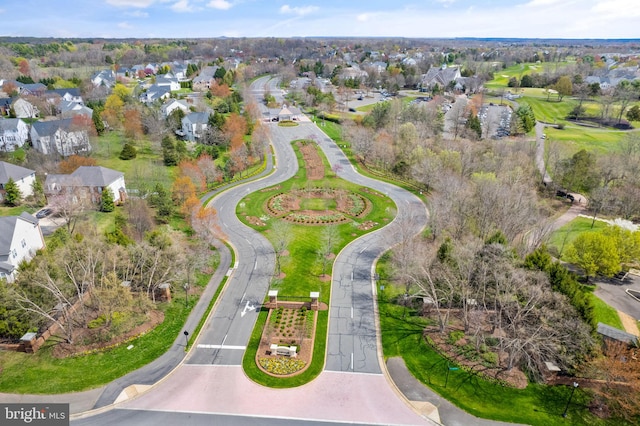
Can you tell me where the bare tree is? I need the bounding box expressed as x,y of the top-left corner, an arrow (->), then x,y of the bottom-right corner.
271,220 -> 292,277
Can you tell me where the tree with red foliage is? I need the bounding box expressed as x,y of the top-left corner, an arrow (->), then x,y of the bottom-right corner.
171,176 -> 196,206
223,112 -> 247,152
70,114 -> 97,137
18,59 -> 30,76
58,155 -> 98,174
123,108 -> 143,140
210,82 -> 231,98
178,160 -> 206,192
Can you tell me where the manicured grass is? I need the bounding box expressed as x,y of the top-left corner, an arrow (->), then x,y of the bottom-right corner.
237,141 -> 396,305
0,300 -> 191,394
238,141 -> 395,386
547,217 -> 608,259
545,126 -> 628,155
586,292 -> 625,330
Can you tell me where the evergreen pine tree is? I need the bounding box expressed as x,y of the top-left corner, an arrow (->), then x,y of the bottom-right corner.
100,187 -> 115,212
3,178 -> 22,206
119,143 -> 137,160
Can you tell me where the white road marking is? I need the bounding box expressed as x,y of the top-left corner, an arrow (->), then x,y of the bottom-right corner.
196,344 -> 246,350
240,300 -> 257,317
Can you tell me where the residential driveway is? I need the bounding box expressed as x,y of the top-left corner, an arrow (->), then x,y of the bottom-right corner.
594,273 -> 640,320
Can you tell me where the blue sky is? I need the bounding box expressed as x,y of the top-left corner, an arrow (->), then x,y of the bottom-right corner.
1,0 -> 639,39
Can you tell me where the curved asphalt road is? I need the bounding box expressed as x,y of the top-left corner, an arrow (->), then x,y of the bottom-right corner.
37,76 -> 436,425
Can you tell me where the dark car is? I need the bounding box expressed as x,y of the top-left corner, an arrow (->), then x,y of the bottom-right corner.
36,208 -> 52,219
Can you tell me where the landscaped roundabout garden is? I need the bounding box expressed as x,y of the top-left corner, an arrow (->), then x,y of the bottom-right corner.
238,139 -> 396,386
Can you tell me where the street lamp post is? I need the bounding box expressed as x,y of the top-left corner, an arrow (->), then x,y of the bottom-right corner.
183,330 -> 189,351
562,382 -> 579,417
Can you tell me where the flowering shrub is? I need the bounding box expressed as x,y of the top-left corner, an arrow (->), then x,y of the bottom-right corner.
259,356 -> 306,375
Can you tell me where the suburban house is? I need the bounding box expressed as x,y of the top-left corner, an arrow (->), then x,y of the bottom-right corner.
419,65 -> 462,91
11,98 -> 39,118
0,118 -> 29,152
155,74 -> 181,91
0,81 -> 47,97
161,98 -> 190,119
59,101 -> 93,119
0,212 -> 45,282
338,66 -> 368,81
139,85 -> 171,104
192,66 -> 219,91
91,69 -> 116,88
45,166 -> 127,206
45,88 -> 83,104
30,119 -> 91,157
0,161 -> 36,199
181,112 -> 210,141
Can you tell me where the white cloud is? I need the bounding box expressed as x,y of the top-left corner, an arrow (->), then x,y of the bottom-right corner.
434,0 -> 456,6
125,10 -> 149,18
207,0 -> 232,10
106,0 -> 157,7
171,0 -> 193,12
117,21 -> 133,29
592,0 -> 640,18
279,5 -> 319,16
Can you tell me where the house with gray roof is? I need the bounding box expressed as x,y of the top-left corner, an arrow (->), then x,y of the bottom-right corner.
30,119 -> 91,157
0,161 -> 35,199
45,88 -> 83,104
91,69 -> 116,88
420,65 -> 462,91
0,212 -> 45,282
45,166 -> 127,206
193,66 -> 219,91
161,98 -> 190,119
139,84 -> 171,104
181,112 -> 210,141
0,118 -> 29,152
59,101 -> 93,119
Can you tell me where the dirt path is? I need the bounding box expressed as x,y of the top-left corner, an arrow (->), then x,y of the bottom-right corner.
618,311 -> 640,336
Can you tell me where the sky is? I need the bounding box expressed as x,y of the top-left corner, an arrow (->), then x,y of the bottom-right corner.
1,0 -> 639,40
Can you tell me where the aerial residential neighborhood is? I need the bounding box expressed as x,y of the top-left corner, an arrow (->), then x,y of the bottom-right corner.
0,2 -> 639,426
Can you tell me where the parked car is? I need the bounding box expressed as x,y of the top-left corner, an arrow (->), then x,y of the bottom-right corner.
36,208 -> 52,219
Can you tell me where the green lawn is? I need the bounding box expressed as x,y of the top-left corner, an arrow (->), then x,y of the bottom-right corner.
547,217 -> 608,258
237,141 -> 396,305
0,300 -> 191,393
586,292 -> 624,330
92,132 -> 174,191
545,126 -> 628,155
237,140 -> 396,385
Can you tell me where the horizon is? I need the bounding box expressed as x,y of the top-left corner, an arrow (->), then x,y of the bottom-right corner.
1,0 -> 639,40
